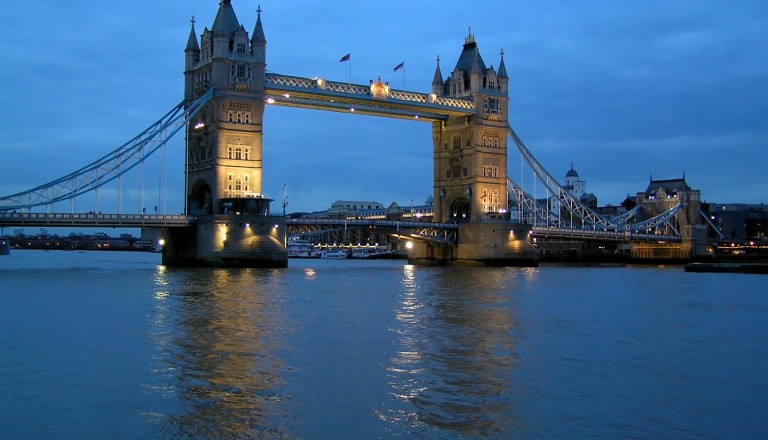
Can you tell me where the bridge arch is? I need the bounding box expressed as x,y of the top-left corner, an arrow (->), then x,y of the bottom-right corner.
449,197 -> 471,223
189,179 -> 212,216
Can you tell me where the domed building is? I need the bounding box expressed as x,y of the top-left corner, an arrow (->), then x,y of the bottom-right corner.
562,164 -> 598,208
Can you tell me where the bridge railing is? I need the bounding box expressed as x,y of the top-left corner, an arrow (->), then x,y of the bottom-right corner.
265,73 -> 474,111
0,212 -> 194,227
532,225 -> 681,242
287,217 -> 457,230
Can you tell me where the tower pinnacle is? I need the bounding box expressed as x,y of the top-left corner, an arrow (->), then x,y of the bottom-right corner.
465,27 -> 475,44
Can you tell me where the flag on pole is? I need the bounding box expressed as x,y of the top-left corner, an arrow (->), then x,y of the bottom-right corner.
394,61 -> 404,72
339,53 -> 351,62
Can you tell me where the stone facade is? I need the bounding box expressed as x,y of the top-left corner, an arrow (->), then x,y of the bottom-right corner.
184,1 -> 267,216
164,1 -> 286,268
431,31 -> 510,223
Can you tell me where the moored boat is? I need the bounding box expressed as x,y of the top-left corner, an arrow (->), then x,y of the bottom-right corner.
287,239 -> 321,258
350,246 -> 392,259
320,249 -> 348,259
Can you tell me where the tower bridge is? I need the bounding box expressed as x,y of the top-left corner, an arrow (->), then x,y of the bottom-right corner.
0,1 -> 718,266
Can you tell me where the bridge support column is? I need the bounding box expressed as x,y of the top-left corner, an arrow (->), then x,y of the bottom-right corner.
408,223 -> 539,266
162,215 -> 287,268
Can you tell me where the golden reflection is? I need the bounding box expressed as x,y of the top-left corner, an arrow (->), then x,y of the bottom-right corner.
521,266 -> 539,281
378,264 -> 427,427
383,266 -> 525,435
153,265 -> 169,300
148,267 -> 288,438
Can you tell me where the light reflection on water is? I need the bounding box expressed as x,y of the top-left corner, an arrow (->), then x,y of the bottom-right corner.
148,267 -> 291,439
1,251 -> 767,439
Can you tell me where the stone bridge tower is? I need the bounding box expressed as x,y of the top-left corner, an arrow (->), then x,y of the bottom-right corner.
184,0 -> 267,217
164,1 -> 285,268
431,30 -> 510,223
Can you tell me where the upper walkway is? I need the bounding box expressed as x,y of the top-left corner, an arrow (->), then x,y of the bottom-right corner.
264,73 -> 476,121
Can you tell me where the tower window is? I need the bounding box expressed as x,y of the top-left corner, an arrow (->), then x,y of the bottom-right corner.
482,136 -> 499,148
237,42 -> 246,54
484,98 -> 500,114
483,165 -> 499,177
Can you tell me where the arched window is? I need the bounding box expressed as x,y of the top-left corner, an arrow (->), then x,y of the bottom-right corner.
452,135 -> 462,150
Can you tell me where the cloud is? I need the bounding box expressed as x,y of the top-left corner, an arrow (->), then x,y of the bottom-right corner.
1,0 -> 766,216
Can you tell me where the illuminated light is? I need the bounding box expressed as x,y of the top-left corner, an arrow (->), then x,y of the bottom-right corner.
414,115 -> 419,119
245,223 -> 249,228
283,93 -> 290,98
369,77 -> 390,100
266,97 -> 275,104
193,121 -> 205,130
350,107 -> 355,112
273,224 -> 278,229
158,239 -> 165,246
405,241 -> 414,250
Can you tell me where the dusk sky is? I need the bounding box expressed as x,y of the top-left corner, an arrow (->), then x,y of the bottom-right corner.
1,0 -> 765,216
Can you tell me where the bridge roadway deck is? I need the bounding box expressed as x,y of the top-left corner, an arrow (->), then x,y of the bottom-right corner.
0,212 -> 681,244
287,218 -> 459,244
0,212 -> 194,228
532,226 -> 681,242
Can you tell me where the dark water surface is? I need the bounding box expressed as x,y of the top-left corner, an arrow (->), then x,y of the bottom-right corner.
1,250 -> 766,439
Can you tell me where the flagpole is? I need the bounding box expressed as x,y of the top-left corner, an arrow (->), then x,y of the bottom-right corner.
394,61 -> 406,89
340,53 -> 351,87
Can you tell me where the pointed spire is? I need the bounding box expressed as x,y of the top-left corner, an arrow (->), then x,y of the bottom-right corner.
498,48 -> 508,79
251,4 -> 266,45
432,55 -> 443,86
471,50 -> 483,74
185,16 -> 200,53
212,0 -> 240,37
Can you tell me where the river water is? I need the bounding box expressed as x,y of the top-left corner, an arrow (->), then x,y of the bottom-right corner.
1,250 -> 766,439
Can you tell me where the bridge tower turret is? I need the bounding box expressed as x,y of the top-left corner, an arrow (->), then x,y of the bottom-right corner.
432,29 -> 509,223
183,0 -> 267,217
168,1 -> 285,268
